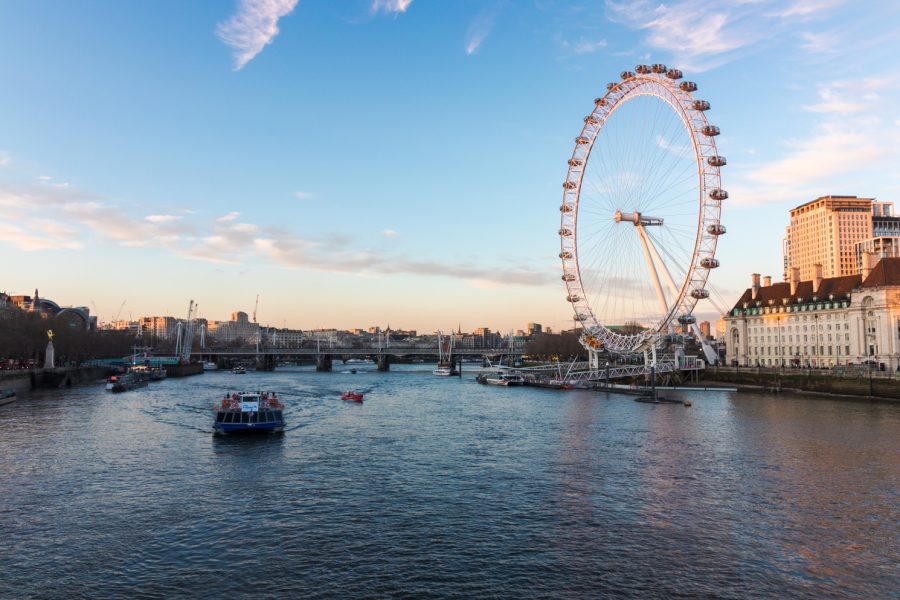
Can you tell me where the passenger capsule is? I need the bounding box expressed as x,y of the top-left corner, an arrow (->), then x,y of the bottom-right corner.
559,228 -> 573,237
594,97 -> 608,106
568,158 -> 583,167
700,257 -> 720,269
563,181 -> 576,190
584,115 -> 599,125
575,136 -> 590,145
707,224 -> 726,235
559,251 -> 573,259
691,289 -> 710,299
707,155 -> 727,167
702,125 -> 720,137
567,295 -> 581,303
620,71 -> 635,81
607,82 -> 619,91
693,99 -> 710,111
709,188 -> 729,201
562,273 -> 576,282
560,204 -> 573,213
666,68 -> 683,80
651,63 -> 667,73
635,64 -> 651,74
679,81 -> 698,92
678,314 -> 696,325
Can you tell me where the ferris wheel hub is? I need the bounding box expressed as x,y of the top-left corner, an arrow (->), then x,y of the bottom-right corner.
613,210 -> 664,226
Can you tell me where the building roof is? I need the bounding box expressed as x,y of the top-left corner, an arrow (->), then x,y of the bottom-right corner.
730,257 -> 900,311
861,257 -> 900,287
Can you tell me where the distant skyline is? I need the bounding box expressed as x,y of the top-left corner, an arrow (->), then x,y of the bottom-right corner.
3,1 -> 900,332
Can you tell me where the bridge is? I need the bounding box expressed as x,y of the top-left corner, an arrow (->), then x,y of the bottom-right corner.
192,344 -> 523,372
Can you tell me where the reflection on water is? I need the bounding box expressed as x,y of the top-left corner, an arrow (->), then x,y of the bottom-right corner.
0,367 -> 897,598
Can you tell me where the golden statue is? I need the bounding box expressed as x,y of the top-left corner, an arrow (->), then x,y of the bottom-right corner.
47,329 -> 54,341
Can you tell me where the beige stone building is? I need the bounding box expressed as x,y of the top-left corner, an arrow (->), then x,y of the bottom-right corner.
783,195 -> 874,281
726,258 -> 900,368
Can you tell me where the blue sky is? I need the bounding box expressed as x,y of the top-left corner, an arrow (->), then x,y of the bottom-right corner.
2,0 -> 899,332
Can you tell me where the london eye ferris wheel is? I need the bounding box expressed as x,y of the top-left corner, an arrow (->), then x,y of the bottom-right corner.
559,64 -> 726,355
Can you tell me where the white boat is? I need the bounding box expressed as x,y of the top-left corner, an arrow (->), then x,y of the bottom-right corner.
484,373 -> 525,386
433,366 -> 457,376
203,361 -> 218,371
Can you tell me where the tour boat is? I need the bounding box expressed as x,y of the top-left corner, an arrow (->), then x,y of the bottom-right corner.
107,373 -> 148,393
232,365 -> 246,374
433,366 -> 458,376
341,390 -> 364,402
213,391 -> 285,434
479,373 -> 526,386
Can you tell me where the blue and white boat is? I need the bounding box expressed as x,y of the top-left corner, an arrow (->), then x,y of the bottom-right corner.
213,391 -> 285,434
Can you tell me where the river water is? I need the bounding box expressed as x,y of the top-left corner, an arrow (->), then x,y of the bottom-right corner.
1,365 -> 897,599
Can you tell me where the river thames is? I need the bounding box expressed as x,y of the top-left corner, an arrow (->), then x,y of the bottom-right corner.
1,365 -> 897,598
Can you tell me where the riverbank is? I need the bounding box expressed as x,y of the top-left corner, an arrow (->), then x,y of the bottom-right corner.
701,367 -> 900,400
0,366 -> 112,394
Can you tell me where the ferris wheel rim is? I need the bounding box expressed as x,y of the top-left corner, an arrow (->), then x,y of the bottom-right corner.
559,66 -> 725,353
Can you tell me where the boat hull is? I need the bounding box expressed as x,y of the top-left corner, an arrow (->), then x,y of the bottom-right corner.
213,421 -> 284,434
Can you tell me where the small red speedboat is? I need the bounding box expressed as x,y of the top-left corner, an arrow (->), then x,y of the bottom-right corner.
341,391 -> 364,402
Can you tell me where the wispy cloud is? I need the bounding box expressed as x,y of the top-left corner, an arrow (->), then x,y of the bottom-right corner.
293,190 -> 316,200
216,0 -> 299,70
605,0 -> 845,71
371,0 -> 412,14
0,176 -> 549,288
465,3 -> 504,55
560,37 -> 608,56
0,151 -> 10,168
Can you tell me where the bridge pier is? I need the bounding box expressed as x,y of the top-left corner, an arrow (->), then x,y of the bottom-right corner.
377,354 -> 390,372
316,354 -> 333,372
256,354 -> 276,372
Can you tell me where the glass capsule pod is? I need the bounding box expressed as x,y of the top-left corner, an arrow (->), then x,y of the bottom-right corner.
651,63 -> 667,73
700,257 -> 720,269
666,68 -> 683,80
584,115 -> 599,125
560,204 -> 573,213
563,181 -> 576,190
567,295 -> 581,303
594,97 -> 607,106
620,71 -> 635,80
559,251 -> 573,259
708,155 -> 727,167
575,136 -> 589,145
707,224 -> 726,235
709,188 -> 729,201
702,125 -> 720,137
562,273 -> 576,281
607,82 -> 619,91
568,158 -> 583,167
692,99 -> 710,111
635,64 -> 651,74
691,289 -> 710,299
559,228 -> 573,237
678,314 -> 697,325
680,81 -> 698,92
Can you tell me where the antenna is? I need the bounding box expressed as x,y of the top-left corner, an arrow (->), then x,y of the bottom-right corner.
253,294 -> 260,323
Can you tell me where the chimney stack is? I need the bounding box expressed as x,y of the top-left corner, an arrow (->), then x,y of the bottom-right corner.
813,263 -> 823,295
751,273 -> 761,300
861,251 -> 874,280
790,267 -> 800,296
762,275 -> 772,287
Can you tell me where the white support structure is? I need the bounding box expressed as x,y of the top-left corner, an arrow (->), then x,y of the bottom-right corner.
636,224 -> 670,316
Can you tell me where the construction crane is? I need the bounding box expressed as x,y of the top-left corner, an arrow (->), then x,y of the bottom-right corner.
253,294 -> 260,323
113,300 -> 127,324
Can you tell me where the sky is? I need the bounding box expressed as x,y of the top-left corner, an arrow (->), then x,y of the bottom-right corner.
2,0 -> 900,333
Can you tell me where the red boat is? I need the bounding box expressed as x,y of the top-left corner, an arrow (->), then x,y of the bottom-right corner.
341,391 -> 364,402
